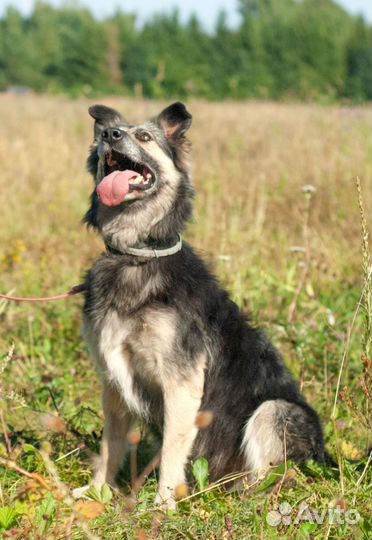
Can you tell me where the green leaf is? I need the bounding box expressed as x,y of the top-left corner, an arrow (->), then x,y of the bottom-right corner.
23,443 -> 37,454
100,484 -> 113,503
0,507 -> 18,530
14,501 -> 27,515
35,493 -> 56,533
85,486 -> 101,502
85,484 -> 113,503
43,339 -> 52,354
192,457 -> 209,490
299,522 -> 318,537
38,492 -> 56,518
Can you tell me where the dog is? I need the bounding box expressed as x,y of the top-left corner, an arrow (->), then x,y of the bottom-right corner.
74,102 -> 326,509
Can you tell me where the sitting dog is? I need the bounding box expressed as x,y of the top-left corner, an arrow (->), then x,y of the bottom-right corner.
76,102 -> 325,508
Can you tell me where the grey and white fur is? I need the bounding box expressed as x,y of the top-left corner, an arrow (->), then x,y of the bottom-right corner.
74,102 -> 326,509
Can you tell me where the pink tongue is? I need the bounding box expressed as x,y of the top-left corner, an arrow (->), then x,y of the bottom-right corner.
96,170 -> 139,207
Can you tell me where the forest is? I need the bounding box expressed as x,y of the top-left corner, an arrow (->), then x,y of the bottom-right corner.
0,0 -> 371,101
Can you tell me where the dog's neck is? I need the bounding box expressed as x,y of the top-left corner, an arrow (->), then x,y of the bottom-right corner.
99,209 -> 182,253
97,180 -> 193,253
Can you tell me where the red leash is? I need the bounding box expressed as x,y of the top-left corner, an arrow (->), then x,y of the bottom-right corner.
0,284 -> 86,303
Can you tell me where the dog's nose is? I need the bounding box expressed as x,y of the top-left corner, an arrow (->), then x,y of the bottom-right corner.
102,127 -> 124,143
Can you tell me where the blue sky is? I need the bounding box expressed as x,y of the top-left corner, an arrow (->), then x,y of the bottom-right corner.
0,0 -> 371,30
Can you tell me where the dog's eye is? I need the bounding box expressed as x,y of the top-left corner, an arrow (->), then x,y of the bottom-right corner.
135,131 -> 152,142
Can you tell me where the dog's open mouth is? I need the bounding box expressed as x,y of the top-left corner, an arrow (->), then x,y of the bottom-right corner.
105,150 -> 155,192
97,150 -> 156,207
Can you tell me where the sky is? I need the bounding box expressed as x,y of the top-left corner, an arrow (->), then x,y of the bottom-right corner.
0,0 -> 371,30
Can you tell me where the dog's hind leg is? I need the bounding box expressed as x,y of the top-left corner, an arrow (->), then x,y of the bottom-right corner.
241,399 -> 325,480
155,368 -> 205,510
73,383 -> 132,498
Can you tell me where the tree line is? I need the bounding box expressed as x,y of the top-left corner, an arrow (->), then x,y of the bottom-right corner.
0,0 -> 370,101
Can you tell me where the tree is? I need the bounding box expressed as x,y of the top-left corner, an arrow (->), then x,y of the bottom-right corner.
290,0 -> 354,98
27,1 -> 61,90
0,1 -> 370,101
344,16 -> 372,100
52,6 -> 109,92
0,7 -> 35,89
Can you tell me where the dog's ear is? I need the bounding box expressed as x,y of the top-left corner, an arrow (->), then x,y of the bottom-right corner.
89,105 -> 124,139
156,102 -> 192,141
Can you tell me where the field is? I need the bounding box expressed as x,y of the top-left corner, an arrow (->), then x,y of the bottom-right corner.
0,95 -> 371,540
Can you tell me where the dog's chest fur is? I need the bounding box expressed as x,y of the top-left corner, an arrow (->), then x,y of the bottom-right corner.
83,260 -> 177,419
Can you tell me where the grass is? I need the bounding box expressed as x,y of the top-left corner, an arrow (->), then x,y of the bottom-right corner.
0,95 -> 371,540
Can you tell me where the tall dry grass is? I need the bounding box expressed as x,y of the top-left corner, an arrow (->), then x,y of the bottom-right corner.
0,96 -> 370,299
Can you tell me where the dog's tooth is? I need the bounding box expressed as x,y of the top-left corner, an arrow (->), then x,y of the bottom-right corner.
145,172 -> 152,180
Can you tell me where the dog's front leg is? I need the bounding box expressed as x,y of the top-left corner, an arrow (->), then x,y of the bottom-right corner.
155,381 -> 203,510
93,382 -> 132,487
73,382 -> 131,498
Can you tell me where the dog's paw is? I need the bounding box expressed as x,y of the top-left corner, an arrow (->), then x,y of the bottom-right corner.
154,490 -> 176,511
72,485 -> 91,499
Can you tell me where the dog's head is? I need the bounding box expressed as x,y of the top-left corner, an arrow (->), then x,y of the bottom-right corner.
85,102 -> 194,249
